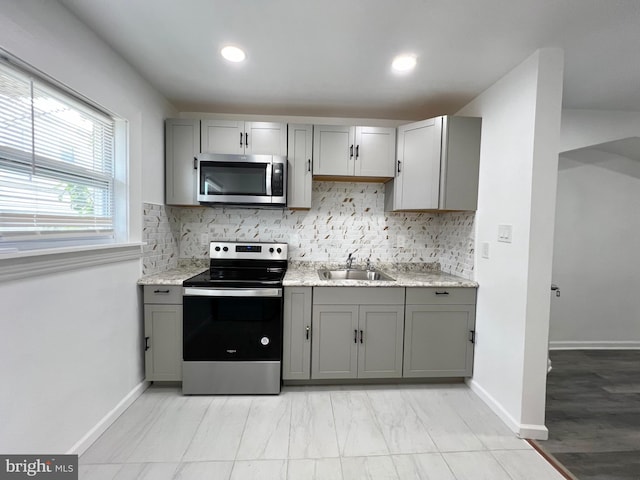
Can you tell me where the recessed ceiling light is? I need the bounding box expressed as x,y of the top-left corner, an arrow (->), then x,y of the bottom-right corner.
392,54 -> 417,73
221,45 -> 246,63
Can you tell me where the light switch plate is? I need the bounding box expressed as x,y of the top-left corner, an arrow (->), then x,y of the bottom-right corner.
497,224 -> 513,243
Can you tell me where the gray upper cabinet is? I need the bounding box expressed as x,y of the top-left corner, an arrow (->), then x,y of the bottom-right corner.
313,125 -> 395,178
287,124 -> 313,209
385,116 -> 481,211
165,118 -> 200,206
201,120 -> 287,155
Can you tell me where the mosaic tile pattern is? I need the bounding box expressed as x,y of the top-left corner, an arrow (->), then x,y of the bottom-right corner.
174,182 -> 475,279
142,203 -> 180,275
438,212 -> 476,278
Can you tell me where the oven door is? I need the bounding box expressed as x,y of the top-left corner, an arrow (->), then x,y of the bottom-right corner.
182,287 -> 283,362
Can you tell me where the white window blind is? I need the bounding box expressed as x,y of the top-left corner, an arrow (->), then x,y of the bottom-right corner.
0,61 -> 115,242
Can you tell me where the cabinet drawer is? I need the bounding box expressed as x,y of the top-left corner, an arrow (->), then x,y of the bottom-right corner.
405,287 -> 476,305
143,285 -> 182,304
313,287 -> 405,305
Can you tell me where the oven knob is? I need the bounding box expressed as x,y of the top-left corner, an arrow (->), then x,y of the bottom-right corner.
260,336 -> 270,346
276,248 -> 282,254
223,246 -> 228,252
215,246 -> 221,252
269,247 -> 274,253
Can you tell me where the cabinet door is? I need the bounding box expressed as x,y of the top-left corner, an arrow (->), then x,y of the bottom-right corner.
245,122 -> 287,155
439,116 -> 482,211
358,305 -> 404,378
312,125 -> 354,176
403,304 -> 475,377
283,287 -> 312,380
165,119 -> 199,205
311,304 -> 359,379
395,118 -> 442,210
201,119 -> 244,154
144,304 -> 182,381
287,124 -> 313,209
354,126 -> 396,177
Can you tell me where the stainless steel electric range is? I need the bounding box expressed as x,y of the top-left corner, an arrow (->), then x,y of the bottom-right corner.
182,241 -> 288,395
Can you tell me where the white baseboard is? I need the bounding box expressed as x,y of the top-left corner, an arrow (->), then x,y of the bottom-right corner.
549,341 -> 640,350
466,378 -> 549,441
67,380 -> 150,456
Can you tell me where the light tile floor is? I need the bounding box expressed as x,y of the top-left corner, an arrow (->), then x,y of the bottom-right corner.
80,384 -> 564,480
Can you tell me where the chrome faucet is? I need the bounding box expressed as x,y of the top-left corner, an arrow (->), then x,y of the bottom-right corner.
346,252 -> 355,269
365,257 -> 372,270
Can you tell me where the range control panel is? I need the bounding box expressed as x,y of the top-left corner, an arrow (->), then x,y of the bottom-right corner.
209,241 -> 288,261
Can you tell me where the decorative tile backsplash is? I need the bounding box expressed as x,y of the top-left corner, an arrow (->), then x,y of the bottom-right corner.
143,182 -> 475,279
142,203 -> 180,275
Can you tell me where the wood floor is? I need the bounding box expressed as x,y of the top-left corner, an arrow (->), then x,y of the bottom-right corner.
537,350 -> 640,480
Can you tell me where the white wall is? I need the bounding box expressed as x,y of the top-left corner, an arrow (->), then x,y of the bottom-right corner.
457,48 -> 564,439
0,1 -> 174,453
561,109 -> 640,153
550,149 -> 640,348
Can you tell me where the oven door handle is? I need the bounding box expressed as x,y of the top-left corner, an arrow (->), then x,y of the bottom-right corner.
183,287 -> 282,298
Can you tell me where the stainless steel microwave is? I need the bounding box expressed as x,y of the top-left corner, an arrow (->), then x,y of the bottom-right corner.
196,153 -> 287,206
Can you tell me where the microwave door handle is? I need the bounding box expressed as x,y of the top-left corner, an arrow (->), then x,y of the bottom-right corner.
265,163 -> 273,196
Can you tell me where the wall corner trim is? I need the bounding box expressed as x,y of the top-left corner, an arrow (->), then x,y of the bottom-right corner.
66,380 -> 150,456
550,341 -> 640,350
465,378 -> 548,440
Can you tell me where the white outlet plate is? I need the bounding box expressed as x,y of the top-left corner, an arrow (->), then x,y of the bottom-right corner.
481,242 -> 490,259
497,224 -> 513,243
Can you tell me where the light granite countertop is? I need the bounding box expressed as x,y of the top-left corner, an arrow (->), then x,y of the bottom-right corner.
137,265 -> 207,285
283,263 -> 477,288
138,262 -> 477,288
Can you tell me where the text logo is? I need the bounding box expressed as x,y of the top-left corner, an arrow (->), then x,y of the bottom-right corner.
0,455 -> 77,479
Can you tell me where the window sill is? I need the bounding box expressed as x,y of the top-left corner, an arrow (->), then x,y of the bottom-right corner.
0,243 -> 143,283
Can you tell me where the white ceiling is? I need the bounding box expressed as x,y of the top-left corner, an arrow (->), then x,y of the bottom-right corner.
59,0 -> 640,120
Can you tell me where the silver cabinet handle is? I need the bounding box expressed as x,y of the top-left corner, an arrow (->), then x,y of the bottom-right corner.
306,325 -> 310,340
184,287 -> 282,298
354,329 -> 358,343
307,159 -> 311,172
435,291 -> 450,296
359,329 -> 364,343
153,289 -> 170,294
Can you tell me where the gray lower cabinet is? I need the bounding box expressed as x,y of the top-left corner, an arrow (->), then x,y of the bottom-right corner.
143,285 -> 182,381
282,287 -> 313,380
311,287 -> 405,379
403,287 -> 476,377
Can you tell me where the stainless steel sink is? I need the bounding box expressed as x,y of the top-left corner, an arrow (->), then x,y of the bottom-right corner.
317,268 -> 395,281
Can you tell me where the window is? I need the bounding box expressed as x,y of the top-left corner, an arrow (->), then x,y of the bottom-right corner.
0,59 -> 116,248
